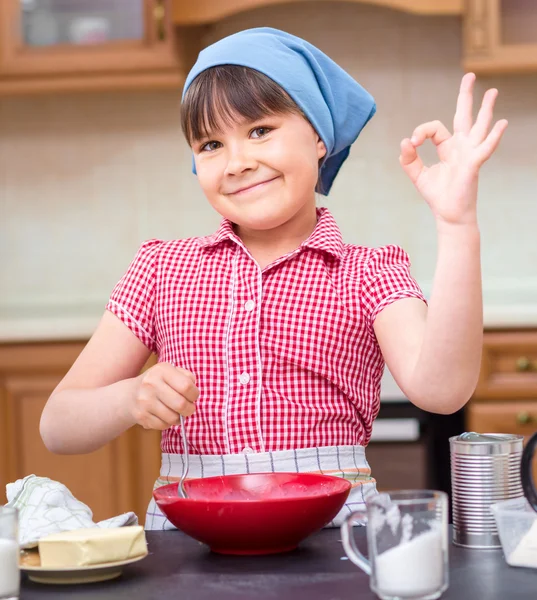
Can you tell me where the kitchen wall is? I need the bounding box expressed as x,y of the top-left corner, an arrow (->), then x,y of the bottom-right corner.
2,2 -> 537,336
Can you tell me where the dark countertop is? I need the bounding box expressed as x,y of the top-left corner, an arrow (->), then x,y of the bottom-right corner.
20,528 -> 537,600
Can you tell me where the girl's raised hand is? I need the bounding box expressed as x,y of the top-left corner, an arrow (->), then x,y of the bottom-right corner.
399,73 -> 508,226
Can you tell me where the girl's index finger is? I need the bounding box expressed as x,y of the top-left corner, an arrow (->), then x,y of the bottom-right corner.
453,72 -> 476,135
399,138 -> 423,186
163,366 -> 199,404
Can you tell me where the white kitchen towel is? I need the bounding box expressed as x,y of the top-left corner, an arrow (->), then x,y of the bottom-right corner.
5,474 -> 138,548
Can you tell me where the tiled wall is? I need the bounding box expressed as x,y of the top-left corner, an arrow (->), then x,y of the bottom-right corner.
1,2 -> 537,323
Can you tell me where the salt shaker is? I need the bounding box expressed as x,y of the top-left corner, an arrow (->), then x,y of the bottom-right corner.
450,432 -> 524,548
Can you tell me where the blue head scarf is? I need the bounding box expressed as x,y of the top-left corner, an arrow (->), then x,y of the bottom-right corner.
182,27 -> 376,195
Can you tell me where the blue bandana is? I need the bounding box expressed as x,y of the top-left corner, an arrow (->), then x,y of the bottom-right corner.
183,27 -> 376,195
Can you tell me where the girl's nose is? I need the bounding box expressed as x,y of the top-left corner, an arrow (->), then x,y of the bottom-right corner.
224,145 -> 257,176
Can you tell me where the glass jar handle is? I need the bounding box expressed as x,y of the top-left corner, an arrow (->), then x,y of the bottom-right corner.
521,431 -> 537,513
340,509 -> 371,575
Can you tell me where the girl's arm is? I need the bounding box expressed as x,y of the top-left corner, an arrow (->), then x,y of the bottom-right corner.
40,310 -> 198,454
373,73 -> 507,414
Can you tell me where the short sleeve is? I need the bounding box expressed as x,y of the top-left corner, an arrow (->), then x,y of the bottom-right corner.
106,240 -> 163,352
361,245 -> 427,331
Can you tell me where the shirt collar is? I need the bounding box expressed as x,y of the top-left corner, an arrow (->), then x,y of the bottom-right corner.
198,207 -> 345,261
301,208 -> 344,260
198,218 -> 238,249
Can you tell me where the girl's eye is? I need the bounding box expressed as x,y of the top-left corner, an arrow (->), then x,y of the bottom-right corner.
250,127 -> 272,139
200,141 -> 222,152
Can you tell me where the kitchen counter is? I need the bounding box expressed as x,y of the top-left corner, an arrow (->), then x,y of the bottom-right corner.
20,528 -> 536,600
483,305 -> 537,328
0,305 -> 102,343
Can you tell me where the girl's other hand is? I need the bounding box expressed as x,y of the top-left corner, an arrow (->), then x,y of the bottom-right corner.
132,363 -> 199,430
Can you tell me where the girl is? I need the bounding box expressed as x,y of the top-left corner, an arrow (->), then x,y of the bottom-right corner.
40,28 -> 507,529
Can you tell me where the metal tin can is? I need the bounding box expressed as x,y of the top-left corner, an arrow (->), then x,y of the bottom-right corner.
450,432 -> 524,548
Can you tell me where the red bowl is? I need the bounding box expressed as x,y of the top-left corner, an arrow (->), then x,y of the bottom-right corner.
153,472 -> 351,555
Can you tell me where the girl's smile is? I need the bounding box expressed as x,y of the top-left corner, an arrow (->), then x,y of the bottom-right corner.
225,175 -> 281,197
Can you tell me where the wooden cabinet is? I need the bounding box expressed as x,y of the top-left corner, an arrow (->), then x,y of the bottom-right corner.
3,0 -> 536,94
0,0 -> 187,94
464,0 -> 537,74
467,400 -> 537,435
172,0 -> 463,25
174,0 -> 537,75
0,342 -> 161,525
475,330 -> 537,399
466,399 -> 537,484
468,330 -> 537,483
3,0 -> 537,93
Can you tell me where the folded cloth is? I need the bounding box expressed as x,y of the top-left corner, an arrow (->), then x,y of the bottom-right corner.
5,474 -> 138,548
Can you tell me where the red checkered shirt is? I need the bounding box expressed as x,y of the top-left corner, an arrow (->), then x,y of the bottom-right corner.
106,208 -> 426,455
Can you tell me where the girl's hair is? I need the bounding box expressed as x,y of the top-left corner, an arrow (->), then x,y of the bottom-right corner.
181,64 -> 325,193
181,65 -> 303,143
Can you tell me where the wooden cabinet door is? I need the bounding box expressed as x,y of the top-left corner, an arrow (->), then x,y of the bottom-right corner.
464,0 -> 537,73
476,331 -> 537,400
0,342 -> 161,524
466,400 -> 537,485
172,0 -> 463,25
0,0 -> 185,94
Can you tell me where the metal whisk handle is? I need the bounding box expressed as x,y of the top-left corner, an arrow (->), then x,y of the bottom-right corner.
178,414 -> 189,498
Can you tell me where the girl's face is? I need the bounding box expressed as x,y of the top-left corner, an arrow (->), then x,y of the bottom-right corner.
192,111 -> 327,232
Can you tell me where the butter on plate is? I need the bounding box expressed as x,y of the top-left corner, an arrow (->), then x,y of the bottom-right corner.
38,526 -> 147,568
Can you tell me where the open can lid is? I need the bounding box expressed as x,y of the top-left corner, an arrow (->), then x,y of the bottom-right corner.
450,432 -> 524,455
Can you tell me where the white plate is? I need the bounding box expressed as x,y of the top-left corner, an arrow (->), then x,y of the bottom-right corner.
21,553 -> 148,585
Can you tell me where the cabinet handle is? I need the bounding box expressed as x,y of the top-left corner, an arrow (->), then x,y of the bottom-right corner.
154,1 -> 166,41
516,411 -> 533,426
516,356 -> 535,372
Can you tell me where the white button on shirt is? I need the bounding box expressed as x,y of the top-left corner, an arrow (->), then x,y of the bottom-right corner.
239,372 -> 251,385
244,300 -> 255,312
242,447 -> 254,454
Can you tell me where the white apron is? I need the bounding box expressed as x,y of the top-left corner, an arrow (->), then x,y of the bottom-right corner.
145,445 -> 377,530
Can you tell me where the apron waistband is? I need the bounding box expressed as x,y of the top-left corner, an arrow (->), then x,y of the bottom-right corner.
158,445 -> 375,483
